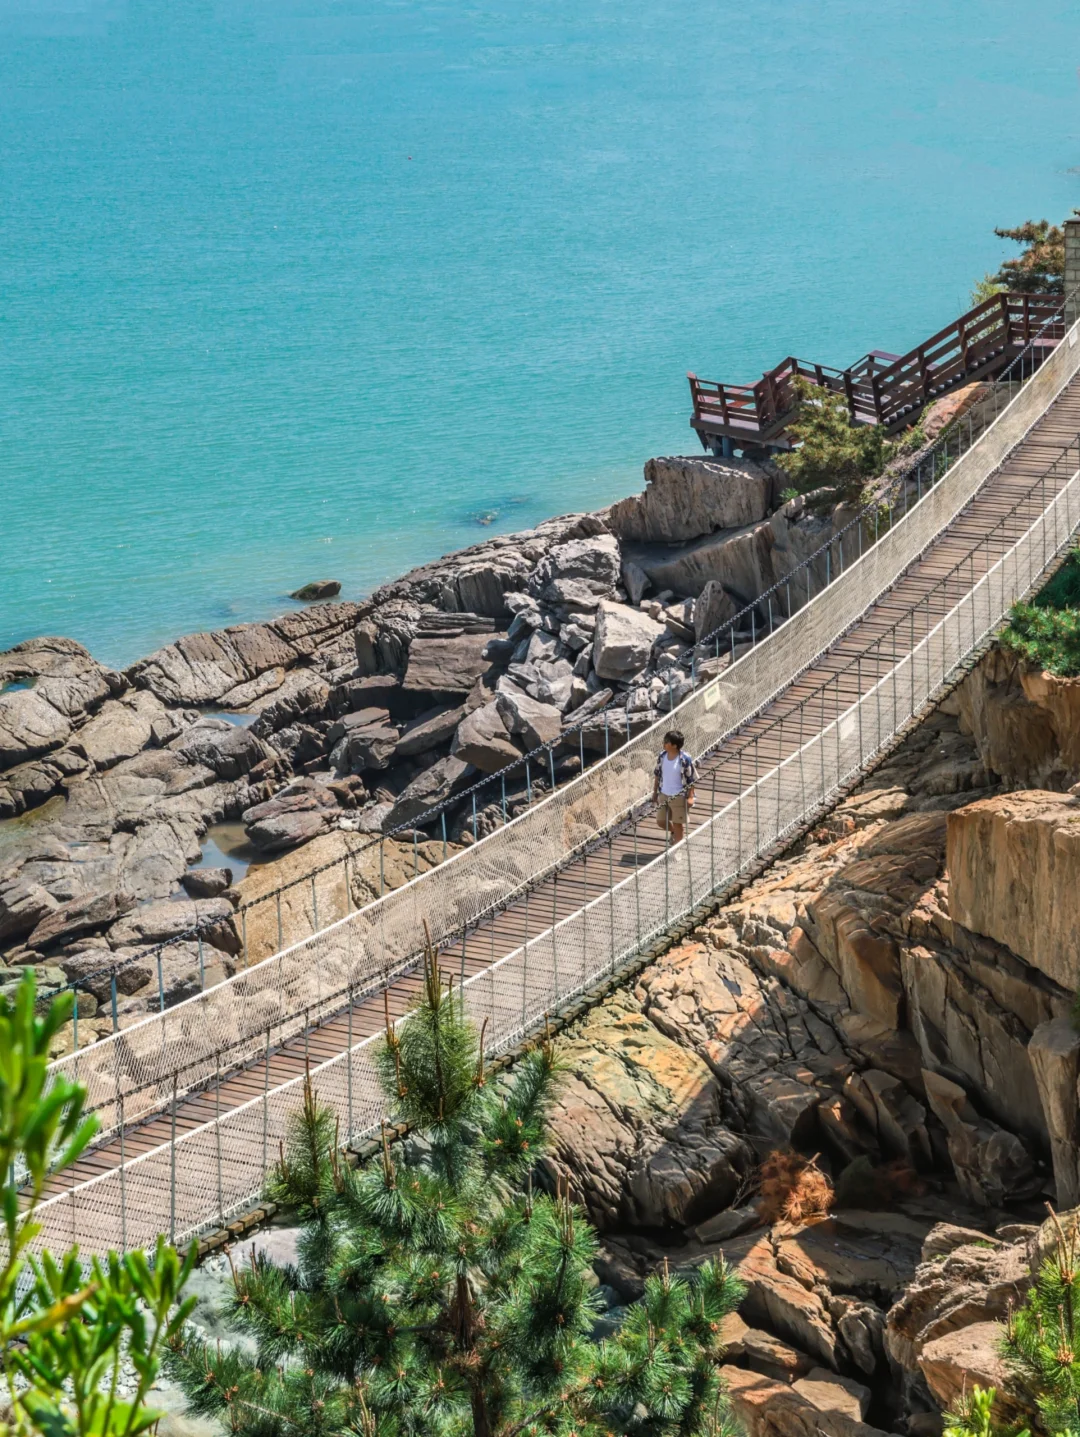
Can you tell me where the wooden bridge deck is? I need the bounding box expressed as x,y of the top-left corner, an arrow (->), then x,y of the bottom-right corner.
43,372 -> 1080,1201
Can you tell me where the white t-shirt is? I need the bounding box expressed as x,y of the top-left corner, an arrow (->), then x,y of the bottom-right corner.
660,754 -> 684,796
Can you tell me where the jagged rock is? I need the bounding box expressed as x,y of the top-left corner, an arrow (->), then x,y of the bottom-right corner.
621,558 -> 650,605
401,634 -> 494,708
384,755 -> 475,831
529,534 -> 621,597
544,992 -> 753,1230
607,456 -> 771,543
494,686 -> 562,749
0,688 -> 73,767
827,1295 -> 885,1376
108,897 -> 238,951
947,791 -> 1080,991
734,1234 -> 839,1368
26,890 -> 136,952
176,720 -> 273,780
329,720 -> 399,775
626,519 -> 775,603
392,704 -> 463,759
248,670 -> 332,735
694,579 -> 739,642
180,867 -> 233,899
0,877 -> 58,944
722,1365 -> 892,1437
955,648 -> 1076,788
793,1370 -> 871,1422
127,605 -> 360,705
919,1322 -> 1032,1428
591,600 -> 664,682
922,1069 -> 1036,1206
70,690 -> 167,769
451,703 -> 521,774
1028,1016 -> 1080,1208
242,784 -> 341,853
289,580 -> 341,600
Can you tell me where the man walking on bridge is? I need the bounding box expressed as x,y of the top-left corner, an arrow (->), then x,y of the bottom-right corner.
653,729 -> 696,843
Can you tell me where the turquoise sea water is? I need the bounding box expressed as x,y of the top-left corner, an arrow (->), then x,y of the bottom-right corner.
2,0 -> 1078,669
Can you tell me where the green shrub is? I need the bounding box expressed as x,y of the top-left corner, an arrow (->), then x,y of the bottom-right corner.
776,378 -> 895,504
1001,547 -> 1080,677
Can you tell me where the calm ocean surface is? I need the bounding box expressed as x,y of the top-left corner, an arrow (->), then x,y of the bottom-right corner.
1,0 -> 1078,668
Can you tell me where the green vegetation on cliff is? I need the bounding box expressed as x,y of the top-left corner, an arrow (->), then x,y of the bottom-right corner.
1002,546 -> 1080,678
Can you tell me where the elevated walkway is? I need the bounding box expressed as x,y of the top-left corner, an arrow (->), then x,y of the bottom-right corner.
31,301 -> 1080,1261
688,292 -> 1064,451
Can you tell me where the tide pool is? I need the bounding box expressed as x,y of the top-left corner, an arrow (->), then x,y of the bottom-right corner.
1,0 -> 1077,667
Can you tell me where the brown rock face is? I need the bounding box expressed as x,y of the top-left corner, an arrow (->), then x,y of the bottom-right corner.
543,992 -> 753,1229
606,455 -> 772,543
947,790 -> 1080,990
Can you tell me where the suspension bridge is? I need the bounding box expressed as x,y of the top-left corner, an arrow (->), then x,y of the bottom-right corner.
29,294 -> 1080,1261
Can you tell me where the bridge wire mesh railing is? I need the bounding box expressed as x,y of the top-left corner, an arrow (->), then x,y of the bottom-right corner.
51,295 -> 1072,1033
44,310 -> 1080,1156
30,422 -> 1080,1262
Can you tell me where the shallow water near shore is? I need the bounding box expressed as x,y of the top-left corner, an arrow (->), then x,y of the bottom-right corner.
1,0 -> 1077,668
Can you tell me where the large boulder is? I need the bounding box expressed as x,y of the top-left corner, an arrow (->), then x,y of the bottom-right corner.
494,686 -> 562,750
108,896 -> 238,951
922,1069 -> 1036,1207
694,580 -> 740,643
384,755 -> 476,831
175,718 -> 274,780
401,634 -> 494,709
394,704 -> 463,759
451,703 -> 521,774
0,877 -> 58,945
529,533 -> 621,597
26,890 -> 136,952
73,691 -> 172,770
607,455 -> 771,543
625,521 -> 776,604
947,791 -> 1080,990
127,604 -> 360,705
544,991 -> 753,1230
591,601 -> 664,682
0,688 -> 73,768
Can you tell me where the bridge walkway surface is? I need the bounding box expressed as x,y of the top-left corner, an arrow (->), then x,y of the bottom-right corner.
31,316 -> 1080,1256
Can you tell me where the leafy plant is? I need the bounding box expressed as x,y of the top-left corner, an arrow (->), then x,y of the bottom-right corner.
167,937 -> 747,1437
776,378 -> 895,505
0,970 -> 196,1437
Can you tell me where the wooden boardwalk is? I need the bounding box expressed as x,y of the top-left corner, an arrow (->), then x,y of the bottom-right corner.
44,373 -> 1080,1201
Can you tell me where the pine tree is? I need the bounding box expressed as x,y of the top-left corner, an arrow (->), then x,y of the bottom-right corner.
989,220 -> 1068,295
1003,1213 -> 1080,1436
776,378 -> 895,505
167,937 -> 746,1437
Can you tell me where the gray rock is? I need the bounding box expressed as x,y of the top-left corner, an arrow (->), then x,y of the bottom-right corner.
330,722 -> 399,774
607,455 -> 771,542
591,601 -> 664,682
525,630 -> 560,665
177,720 -> 273,780
0,688 -> 72,767
625,520 -> 775,603
401,634 -> 494,707
0,877 -> 58,945
289,580 -> 341,600
325,708 -> 392,744
127,604 -> 361,705
180,867 -> 233,899
530,534 -> 621,597
247,807 -> 333,852
394,704 -> 464,759
621,559 -> 651,606
108,897 -> 238,950
248,670 -> 332,736
26,890 -> 136,952
662,599 -> 696,643
451,703 -> 522,774
495,686 -> 563,749
384,755 -> 475,831
694,580 -> 740,642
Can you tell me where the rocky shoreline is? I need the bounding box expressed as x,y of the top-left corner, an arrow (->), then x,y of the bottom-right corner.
0,446 -> 872,1041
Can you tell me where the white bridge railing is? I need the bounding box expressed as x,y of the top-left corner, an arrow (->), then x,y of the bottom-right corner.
31,317 -> 1080,1259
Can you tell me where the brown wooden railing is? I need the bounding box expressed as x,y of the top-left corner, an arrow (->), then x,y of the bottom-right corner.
688,292 -> 1065,446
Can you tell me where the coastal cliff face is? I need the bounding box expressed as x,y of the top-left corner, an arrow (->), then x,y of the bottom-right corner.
536,673 -> 1080,1434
